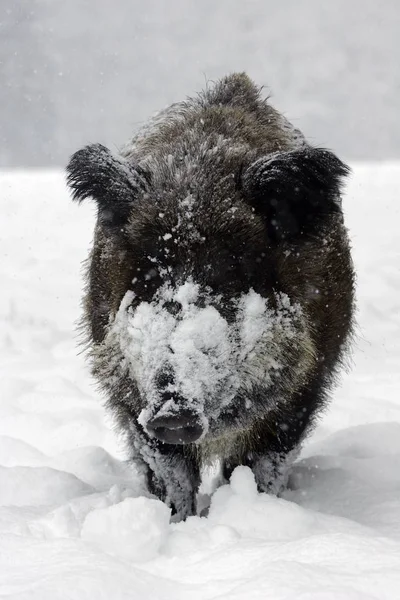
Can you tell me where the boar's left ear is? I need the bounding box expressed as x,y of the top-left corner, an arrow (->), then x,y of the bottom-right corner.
66,143 -> 148,228
242,147 -> 350,242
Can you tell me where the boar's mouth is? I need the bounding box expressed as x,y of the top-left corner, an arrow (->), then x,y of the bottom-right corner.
146,408 -> 204,444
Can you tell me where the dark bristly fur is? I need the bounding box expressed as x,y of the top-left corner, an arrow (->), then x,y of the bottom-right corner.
66,73 -> 355,520
242,148 -> 350,240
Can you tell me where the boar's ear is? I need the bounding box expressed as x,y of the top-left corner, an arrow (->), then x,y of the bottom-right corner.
242,147 -> 350,242
66,143 -> 148,228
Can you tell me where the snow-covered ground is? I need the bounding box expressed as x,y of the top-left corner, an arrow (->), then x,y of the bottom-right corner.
1,166 -> 400,599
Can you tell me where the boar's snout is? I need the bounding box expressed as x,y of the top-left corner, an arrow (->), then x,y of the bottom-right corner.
147,407 -> 204,445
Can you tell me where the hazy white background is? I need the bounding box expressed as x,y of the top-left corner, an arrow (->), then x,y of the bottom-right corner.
1,0 -> 399,166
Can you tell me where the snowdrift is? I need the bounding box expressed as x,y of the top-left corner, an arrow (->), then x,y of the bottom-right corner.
0,165 -> 400,599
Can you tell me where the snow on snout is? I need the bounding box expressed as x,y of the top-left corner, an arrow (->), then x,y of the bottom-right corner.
111,280 -> 239,434
169,304 -> 235,405
109,279 -> 303,437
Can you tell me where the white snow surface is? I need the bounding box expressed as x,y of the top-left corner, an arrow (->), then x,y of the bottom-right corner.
1,166 -> 400,598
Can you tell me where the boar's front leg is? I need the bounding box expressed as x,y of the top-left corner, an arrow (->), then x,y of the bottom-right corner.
223,389 -> 322,493
248,449 -> 299,494
128,424 -> 200,520
146,443 -> 201,521
223,449 -> 297,495
222,410 -> 308,494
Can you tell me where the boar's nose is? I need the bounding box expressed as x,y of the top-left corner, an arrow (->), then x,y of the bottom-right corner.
146,409 -> 203,445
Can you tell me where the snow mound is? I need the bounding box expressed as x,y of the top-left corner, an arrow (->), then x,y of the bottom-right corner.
81,496 -> 171,561
0,466 -> 93,507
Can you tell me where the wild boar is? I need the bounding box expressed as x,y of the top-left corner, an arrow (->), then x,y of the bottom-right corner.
67,73 -> 355,520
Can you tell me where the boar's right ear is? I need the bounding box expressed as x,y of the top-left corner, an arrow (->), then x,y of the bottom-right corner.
66,143 -> 148,228
242,147 -> 350,242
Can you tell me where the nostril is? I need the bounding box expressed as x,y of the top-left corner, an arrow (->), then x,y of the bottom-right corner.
147,410 -> 195,431
163,300 -> 181,316
147,410 -> 204,444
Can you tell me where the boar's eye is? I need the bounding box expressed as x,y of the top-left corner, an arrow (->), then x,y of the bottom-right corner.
131,258 -> 165,301
66,143 -> 149,228
242,147 -> 349,242
207,252 -> 254,294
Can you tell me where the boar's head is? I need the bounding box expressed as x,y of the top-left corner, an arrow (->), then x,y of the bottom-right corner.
67,109 -> 349,449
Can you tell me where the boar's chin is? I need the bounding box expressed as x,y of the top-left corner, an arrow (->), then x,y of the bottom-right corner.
94,279 -> 315,442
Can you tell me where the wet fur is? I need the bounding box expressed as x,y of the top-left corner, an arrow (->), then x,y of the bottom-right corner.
67,73 -> 355,519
